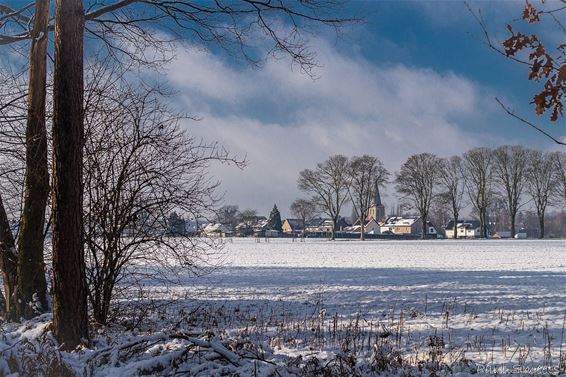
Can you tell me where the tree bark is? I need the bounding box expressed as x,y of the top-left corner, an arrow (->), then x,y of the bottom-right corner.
480,209 -> 487,238
331,218 -> 336,240
453,215 -> 458,239
0,195 -> 17,319
421,214 -> 428,240
360,215 -> 365,241
52,0 -> 89,349
538,213 -> 545,239
510,212 -> 516,239
14,0 -> 50,320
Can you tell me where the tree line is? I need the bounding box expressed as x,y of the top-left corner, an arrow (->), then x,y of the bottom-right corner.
293,147 -> 566,240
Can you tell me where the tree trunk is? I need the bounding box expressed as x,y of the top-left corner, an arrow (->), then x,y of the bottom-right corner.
331,219 -> 336,240
510,211 -> 516,238
14,0 -> 51,320
421,215 -> 428,240
360,215 -> 365,241
0,290 -> 5,317
479,210 -> 487,238
538,213 -> 545,239
92,258 -> 116,325
52,0 -> 88,349
92,288 -> 108,325
453,215 -> 458,239
0,195 -> 17,319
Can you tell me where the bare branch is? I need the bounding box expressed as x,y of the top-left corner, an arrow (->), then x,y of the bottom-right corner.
495,97 -> 566,146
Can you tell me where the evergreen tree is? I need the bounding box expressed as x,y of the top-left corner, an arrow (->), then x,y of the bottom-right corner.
268,204 -> 283,232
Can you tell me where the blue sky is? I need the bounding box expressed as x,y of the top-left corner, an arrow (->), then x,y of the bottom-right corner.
3,0 -> 562,217
158,1 -> 564,216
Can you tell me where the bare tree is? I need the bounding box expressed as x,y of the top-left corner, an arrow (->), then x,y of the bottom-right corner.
395,153 -> 441,239
429,196 -> 452,237
462,147 -> 493,238
0,195 -> 17,318
216,205 -> 240,229
556,152 -> 566,206
492,145 -> 528,237
0,65 -> 28,319
0,0 -> 51,321
236,209 -> 259,236
525,150 -> 558,238
488,194 -> 509,234
12,0 -> 51,321
290,198 -> 318,237
239,209 -> 259,225
348,155 -> 389,240
83,63 -> 242,325
298,155 -> 351,240
438,156 -> 466,239
50,0 -> 89,349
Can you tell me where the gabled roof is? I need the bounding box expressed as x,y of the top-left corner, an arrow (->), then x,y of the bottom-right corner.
283,218 -> 304,230
203,223 -> 229,233
306,218 -> 328,227
445,220 -> 481,230
352,218 -> 379,227
254,219 -> 269,230
305,217 -> 351,228
383,216 -> 419,226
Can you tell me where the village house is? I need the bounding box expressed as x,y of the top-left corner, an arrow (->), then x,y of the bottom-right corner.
252,219 -> 280,237
304,218 -> 350,235
202,223 -> 232,237
282,218 -> 304,236
233,215 -> 267,237
380,216 -> 437,237
444,220 -> 481,238
346,218 -> 381,234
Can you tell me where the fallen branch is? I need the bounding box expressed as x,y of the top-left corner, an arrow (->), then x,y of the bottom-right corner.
170,333 -> 241,367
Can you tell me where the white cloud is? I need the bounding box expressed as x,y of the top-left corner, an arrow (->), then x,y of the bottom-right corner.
167,47 -> 258,106
168,38 -> 500,216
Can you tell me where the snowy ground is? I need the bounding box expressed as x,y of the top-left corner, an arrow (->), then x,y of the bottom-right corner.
1,239 -> 565,376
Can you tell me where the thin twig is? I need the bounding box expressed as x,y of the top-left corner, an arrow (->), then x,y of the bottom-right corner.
495,97 -> 566,146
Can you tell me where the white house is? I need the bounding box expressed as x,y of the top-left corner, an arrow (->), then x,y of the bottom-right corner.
444,220 -> 481,238
305,218 -> 350,234
202,223 -> 231,237
347,218 -> 381,234
380,216 -> 437,237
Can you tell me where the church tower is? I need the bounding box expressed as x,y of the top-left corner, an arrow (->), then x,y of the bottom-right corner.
367,183 -> 386,222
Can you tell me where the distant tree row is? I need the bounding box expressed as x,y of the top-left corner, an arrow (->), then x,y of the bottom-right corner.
293,147 -> 565,240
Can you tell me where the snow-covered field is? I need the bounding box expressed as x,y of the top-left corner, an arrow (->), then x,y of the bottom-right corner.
2,239 -> 565,376
179,239 -> 566,375
205,239 -> 565,307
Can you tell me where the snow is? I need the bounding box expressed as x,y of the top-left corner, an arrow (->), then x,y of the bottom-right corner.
220,238 -> 565,271
1,239 -> 564,376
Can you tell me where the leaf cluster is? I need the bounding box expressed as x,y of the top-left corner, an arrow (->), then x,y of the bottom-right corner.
502,1 -> 565,121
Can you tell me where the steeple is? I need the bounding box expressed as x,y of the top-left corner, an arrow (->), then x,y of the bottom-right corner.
375,184 -> 385,221
375,182 -> 382,207
367,182 -> 386,222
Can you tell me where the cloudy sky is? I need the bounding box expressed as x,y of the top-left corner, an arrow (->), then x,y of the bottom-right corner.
158,1 -> 564,217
